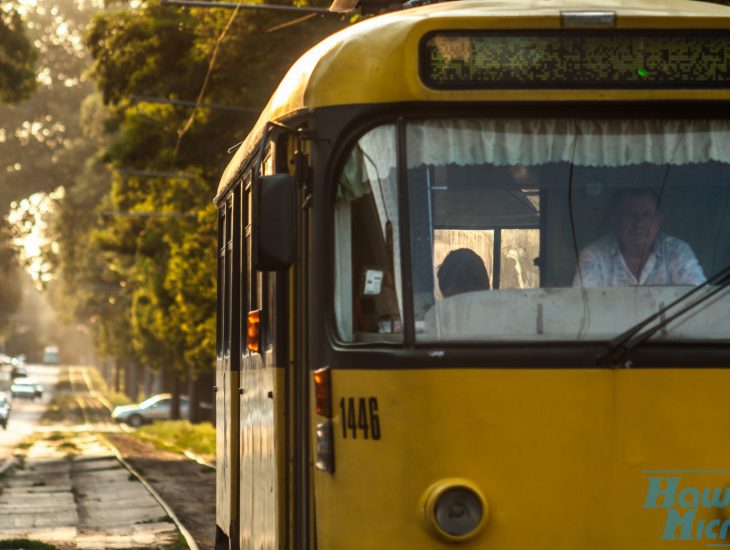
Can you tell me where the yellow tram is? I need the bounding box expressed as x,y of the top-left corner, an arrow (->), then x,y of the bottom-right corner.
214,0 -> 730,547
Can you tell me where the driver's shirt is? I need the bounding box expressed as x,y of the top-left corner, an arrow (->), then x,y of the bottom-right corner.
573,232 -> 707,287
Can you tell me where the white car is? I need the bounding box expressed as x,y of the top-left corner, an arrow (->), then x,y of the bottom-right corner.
0,392 -> 10,429
11,377 -> 43,400
111,394 -> 190,427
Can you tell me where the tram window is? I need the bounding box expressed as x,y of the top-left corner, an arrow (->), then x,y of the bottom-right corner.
406,118 -> 730,343
243,179 -> 261,353
216,208 -> 225,356
410,118 -> 730,345
433,228 -> 540,296
334,125 -> 403,343
223,200 -> 233,352
334,119 -> 730,345
240,184 -> 249,354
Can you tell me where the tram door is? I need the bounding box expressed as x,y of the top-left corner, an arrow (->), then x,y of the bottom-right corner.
239,148 -> 289,549
216,191 -> 241,548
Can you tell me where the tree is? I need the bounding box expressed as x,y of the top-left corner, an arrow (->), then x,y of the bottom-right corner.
0,219 -> 22,343
0,0 -> 97,213
0,4 -> 36,104
43,0 -> 346,416
0,3 -> 37,340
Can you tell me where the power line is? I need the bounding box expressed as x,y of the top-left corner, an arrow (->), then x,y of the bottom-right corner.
102,211 -> 197,219
119,169 -> 196,180
172,0 -> 244,166
160,0 -> 334,13
131,94 -> 259,113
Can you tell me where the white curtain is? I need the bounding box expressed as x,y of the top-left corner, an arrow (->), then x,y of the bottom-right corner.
407,118 -> 730,168
336,125 -> 402,339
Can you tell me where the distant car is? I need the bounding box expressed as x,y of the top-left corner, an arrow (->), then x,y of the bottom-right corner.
0,392 -> 10,429
11,377 -> 43,400
43,346 -> 59,365
11,365 -> 28,379
111,394 -> 190,427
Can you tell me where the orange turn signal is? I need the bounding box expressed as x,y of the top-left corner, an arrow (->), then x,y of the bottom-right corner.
247,310 -> 261,352
313,367 -> 331,417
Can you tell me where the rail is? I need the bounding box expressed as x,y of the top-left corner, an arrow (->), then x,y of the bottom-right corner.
67,366 -> 201,550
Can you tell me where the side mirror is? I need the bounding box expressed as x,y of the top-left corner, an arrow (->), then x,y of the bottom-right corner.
252,173 -> 296,270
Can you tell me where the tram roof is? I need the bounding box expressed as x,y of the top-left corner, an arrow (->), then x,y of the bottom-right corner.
217,0 -> 730,198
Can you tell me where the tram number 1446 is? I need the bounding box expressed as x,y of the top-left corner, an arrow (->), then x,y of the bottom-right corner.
339,397 -> 381,440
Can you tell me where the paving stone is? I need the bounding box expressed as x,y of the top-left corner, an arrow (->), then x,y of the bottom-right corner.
0,432 -> 181,548
80,505 -> 168,528
76,522 -> 179,549
0,509 -> 77,529
0,526 -> 77,543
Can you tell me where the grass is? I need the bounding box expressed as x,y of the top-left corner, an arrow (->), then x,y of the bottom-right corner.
131,420 -> 215,461
0,539 -> 59,549
162,533 -> 190,550
85,367 -> 131,408
13,432 -> 82,464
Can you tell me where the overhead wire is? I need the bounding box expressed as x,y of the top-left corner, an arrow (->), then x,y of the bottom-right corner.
171,0 -> 245,166
267,12 -> 317,32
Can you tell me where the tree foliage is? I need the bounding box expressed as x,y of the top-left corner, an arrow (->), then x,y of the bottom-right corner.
0,219 -> 22,339
48,0 -> 345,395
0,4 -> 36,104
0,0 -> 97,212
0,2 -> 37,333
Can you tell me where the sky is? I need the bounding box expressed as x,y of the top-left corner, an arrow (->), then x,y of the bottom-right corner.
7,188 -> 64,284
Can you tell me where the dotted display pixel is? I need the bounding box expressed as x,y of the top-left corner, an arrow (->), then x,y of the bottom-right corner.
423,32 -> 730,89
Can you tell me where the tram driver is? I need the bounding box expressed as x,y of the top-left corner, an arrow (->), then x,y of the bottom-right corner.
573,188 -> 706,287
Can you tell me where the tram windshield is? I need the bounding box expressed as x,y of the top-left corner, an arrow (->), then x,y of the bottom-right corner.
334,118 -> 730,344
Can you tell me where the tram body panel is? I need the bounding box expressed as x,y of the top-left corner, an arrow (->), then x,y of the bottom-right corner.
214,0 -> 730,547
216,363 -> 240,541
240,350 -> 281,549
313,368 -> 730,549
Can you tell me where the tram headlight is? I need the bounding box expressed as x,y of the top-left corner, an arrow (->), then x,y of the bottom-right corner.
422,479 -> 487,542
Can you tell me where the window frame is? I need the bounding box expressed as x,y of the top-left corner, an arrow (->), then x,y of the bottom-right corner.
326,105 -> 730,363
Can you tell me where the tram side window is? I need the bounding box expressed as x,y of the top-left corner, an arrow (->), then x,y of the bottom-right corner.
334,125 -> 403,343
216,208 -> 225,356
224,200 -> 233,353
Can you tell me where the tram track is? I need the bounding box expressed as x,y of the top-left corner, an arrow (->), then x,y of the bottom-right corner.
65,366 -> 201,550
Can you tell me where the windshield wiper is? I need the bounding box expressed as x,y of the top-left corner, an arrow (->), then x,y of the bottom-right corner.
595,264 -> 730,367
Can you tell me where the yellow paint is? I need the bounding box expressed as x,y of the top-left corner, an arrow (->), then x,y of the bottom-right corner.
240,350 -> 280,549
313,368 -> 730,548
216,366 -> 240,538
217,0 -> 730,196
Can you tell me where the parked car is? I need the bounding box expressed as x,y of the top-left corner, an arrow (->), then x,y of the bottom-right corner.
11,365 -> 28,379
111,394 -> 190,427
0,392 -> 10,429
11,377 -> 43,400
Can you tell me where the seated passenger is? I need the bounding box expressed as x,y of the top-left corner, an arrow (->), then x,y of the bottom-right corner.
438,248 -> 491,297
573,189 -> 706,287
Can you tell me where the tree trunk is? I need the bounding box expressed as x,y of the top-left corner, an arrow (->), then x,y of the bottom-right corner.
114,358 -> 121,393
187,367 -> 214,424
170,372 -> 181,420
124,362 -> 138,401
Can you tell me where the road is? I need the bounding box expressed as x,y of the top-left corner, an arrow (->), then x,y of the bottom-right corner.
0,363 -> 60,462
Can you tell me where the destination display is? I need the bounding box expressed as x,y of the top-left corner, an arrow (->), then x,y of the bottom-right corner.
421,32 -> 730,89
